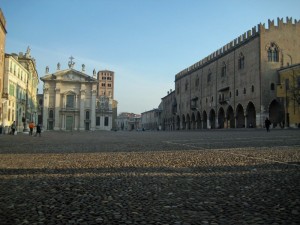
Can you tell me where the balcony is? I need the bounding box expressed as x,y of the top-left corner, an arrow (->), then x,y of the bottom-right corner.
219,98 -> 229,105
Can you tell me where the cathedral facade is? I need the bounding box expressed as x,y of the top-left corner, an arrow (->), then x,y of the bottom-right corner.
162,18 -> 300,130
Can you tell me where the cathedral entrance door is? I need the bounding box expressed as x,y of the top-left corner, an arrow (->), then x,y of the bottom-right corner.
66,116 -> 73,131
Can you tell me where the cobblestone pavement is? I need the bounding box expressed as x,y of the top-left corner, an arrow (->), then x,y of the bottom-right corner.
0,129 -> 300,225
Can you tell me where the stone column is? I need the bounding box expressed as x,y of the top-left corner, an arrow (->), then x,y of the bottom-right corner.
90,89 -> 97,131
79,89 -> 85,131
54,88 -> 60,130
61,114 -> 65,130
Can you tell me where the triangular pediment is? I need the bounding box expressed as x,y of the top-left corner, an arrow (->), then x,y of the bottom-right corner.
40,69 -> 97,83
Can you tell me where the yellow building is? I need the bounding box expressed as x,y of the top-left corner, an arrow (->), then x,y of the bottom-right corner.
277,63 -> 300,128
3,48 -> 39,132
0,9 -> 7,128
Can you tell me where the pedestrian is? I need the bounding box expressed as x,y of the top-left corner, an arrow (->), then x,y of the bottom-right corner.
35,124 -> 42,137
265,117 -> 271,132
11,121 -> 16,135
29,121 -> 35,136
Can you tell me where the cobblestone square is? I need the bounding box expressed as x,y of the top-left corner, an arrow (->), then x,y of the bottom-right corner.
0,129 -> 300,225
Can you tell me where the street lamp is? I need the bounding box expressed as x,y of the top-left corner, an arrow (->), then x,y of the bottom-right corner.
285,79 -> 290,128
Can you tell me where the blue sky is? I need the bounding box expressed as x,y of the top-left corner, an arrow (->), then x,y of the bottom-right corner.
1,0 -> 299,114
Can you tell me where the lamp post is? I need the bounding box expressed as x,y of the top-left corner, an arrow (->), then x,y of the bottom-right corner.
285,79 -> 290,128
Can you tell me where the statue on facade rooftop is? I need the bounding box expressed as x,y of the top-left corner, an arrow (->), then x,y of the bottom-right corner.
68,56 -> 75,69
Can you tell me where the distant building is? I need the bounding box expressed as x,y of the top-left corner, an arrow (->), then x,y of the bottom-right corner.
0,9 -> 6,129
97,70 -> 115,98
2,48 -> 39,132
116,112 -> 141,131
97,70 -> 117,131
161,90 -> 176,131
141,106 -> 162,131
162,17 -> 300,130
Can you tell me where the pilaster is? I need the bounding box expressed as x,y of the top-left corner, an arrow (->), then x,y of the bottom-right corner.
54,88 -> 60,130
90,89 -> 97,131
79,89 -> 85,131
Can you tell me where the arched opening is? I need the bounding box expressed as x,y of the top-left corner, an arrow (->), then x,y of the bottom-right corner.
196,111 -> 201,129
186,114 -> 191,130
269,99 -> 284,128
182,114 -> 186,130
209,109 -> 216,129
246,102 -> 256,128
236,104 -> 245,128
191,113 -> 196,129
203,111 -> 207,129
218,107 -> 225,129
226,106 -> 235,128
176,115 -> 180,130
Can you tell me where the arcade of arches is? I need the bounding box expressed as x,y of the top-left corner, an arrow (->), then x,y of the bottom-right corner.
163,100 -> 285,130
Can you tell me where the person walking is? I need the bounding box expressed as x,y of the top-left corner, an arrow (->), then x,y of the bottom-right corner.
35,124 -> 42,137
29,121 -> 35,136
11,121 -> 16,135
265,117 -> 271,132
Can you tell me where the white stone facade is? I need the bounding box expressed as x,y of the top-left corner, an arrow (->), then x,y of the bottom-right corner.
41,68 -> 100,131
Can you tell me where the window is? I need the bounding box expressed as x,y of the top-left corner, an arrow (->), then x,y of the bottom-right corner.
86,111 -> 90,120
49,110 -> 54,119
297,76 -> 300,87
185,81 -> 188,91
195,77 -> 199,87
267,43 -> 279,62
207,69 -> 212,83
270,83 -> 275,91
96,116 -> 100,125
105,117 -> 109,126
66,95 -> 75,108
252,85 -> 255,93
236,89 -> 239,96
238,53 -> 245,69
243,88 -> 246,94
221,62 -> 226,77
101,83 -> 105,87
108,83 -> 112,87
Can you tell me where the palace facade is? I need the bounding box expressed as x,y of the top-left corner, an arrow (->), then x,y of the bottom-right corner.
162,17 -> 300,130
2,49 -> 39,132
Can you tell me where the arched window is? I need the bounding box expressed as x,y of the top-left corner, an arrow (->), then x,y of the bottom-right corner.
49,110 -> 54,119
86,111 -> 90,120
185,80 -> 188,91
66,94 -> 75,108
243,88 -> 246,94
252,85 -> 255,93
267,43 -> 279,62
270,83 -> 275,91
236,89 -> 239,96
195,76 -> 199,87
221,62 -> 226,77
238,53 -> 245,69
207,69 -> 212,83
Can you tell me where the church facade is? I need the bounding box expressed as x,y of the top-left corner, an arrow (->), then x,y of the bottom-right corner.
41,60 -> 112,131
